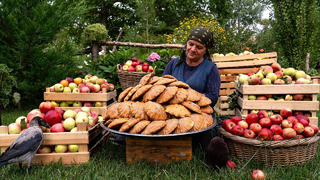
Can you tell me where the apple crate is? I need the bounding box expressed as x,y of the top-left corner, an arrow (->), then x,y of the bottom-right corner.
44,88 -> 117,118
214,96 -> 235,116
0,122 -> 109,165
235,79 -> 320,126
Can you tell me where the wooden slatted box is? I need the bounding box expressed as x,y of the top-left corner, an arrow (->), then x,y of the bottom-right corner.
235,79 -> 320,126
212,52 -> 278,116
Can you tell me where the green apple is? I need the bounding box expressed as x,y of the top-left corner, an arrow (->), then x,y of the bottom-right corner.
63,87 -> 72,93
73,101 -> 82,107
63,109 -> 76,119
294,70 -> 306,80
94,102 -> 102,107
122,65 -> 129,71
76,115 -> 89,123
238,74 -> 249,84
284,67 -> 296,77
15,116 -> 27,125
72,88 -> 80,93
285,95 -> 293,101
70,127 -> 77,132
68,82 -> 78,90
248,95 -> 256,100
81,107 -> 91,113
55,145 -> 68,153
98,116 -> 104,123
90,76 -> 98,84
63,118 -> 76,131
51,101 -> 59,107
84,74 -> 93,80
68,144 -> 79,153
266,73 -> 277,83
8,123 -> 21,134
54,83 -> 64,92
60,101 -> 69,107
255,71 -> 264,80
75,111 -> 88,119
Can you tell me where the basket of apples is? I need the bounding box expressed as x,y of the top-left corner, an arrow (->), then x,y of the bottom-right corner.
219,108 -> 320,167
117,57 -> 156,90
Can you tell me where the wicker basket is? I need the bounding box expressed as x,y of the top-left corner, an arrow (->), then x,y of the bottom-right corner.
219,127 -> 320,166
117,64 -> 156,90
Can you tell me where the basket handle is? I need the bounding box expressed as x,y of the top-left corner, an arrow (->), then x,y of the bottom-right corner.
117,64 -> 122,71
152,66 -> 157,74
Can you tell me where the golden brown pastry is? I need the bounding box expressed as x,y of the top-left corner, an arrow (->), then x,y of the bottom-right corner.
168,88 -> 188,104
117,101 -> 132,118
173,117 -> 194,134
142,85 -> 166,102
131,84 -> 153,101
124,84 -> 142,101
162,74 -> 177,80
202,113 -> 214,127
181,101 -> 202,114
130,102 -> 149,120
189,114 -> 207,131
157,119 -> 179,135
139,73 -> 153,85
185,88 -> 202,102
148,76 -> 162,84
107,118 -> 128,129
167,81 -> 190,89
129,120 -> 151,134
154,77 -> 177,85
144,101 -> 167,121
119,118 -> 141,132
165,104 -> 191,118
197,95 -> 212,107
118,87 -> 133,102
106,103 -> 121,119
104,119 -> 114,126
156,86 -> 178,104
200,105 -> 214,114
141,121 -> 167,135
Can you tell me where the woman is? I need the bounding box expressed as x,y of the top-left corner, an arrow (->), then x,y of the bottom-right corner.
163,26 -> 228,164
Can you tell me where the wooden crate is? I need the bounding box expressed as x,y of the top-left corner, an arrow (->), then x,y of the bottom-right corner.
235,79 -> 320,126
0,122 -> 109,165
126,136 -> 192,164
214,96 -> 235,116
44,88 -> 117,118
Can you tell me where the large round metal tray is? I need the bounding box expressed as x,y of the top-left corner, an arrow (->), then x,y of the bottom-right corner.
99,119 -> 217,138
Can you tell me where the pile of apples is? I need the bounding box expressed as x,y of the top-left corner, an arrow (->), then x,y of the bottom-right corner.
238,62 -> 312,85
119,57 -> 154,72
8,102 -> 104,135
247,94 -> 313,101
222,108 -> 319,141
49,74 -> 115,108
37,144 -> 79,154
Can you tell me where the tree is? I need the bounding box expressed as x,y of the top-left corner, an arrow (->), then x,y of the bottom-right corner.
0,0 -> 88,106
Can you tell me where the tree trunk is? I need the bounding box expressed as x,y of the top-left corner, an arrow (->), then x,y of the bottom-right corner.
306,53 -> 310,71
112,28 -> 124,53
92,43 -> 99,61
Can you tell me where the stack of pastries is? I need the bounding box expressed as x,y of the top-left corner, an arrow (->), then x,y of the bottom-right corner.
105,74 -> 215,135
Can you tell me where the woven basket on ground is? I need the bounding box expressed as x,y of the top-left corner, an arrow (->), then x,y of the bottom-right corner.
219,127 -> 320,167
117,64 -> 156,90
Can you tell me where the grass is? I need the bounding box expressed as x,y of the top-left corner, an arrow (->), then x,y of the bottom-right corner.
0,100 -> 320,180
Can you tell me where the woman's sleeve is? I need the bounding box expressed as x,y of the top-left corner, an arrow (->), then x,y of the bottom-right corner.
204,65 -> 221,107
162,59 -> 174,76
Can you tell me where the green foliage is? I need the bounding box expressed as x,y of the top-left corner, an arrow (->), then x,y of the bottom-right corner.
82,23 -> 109,46
0,64 -> 19,109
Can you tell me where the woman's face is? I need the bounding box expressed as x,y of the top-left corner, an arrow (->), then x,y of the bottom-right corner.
186,40 -> 206,62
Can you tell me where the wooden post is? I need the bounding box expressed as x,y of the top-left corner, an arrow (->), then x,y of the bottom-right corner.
306,53 -> 310,71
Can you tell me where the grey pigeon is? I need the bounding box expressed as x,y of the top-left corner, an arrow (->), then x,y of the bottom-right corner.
0,116 -> 49,172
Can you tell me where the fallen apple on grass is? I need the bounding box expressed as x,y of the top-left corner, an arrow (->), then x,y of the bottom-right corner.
251,169 -> 265,180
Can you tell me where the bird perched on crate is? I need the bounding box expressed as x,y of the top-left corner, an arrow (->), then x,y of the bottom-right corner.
0,116 -> 49,172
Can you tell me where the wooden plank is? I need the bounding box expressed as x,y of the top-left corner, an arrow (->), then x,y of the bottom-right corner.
219,67 -> 259,75
44,90 -> 117,102
31,152 -> 90,165
219,103 -> 229,109
236,83 -> 320,95
212,52 -> 277,62
219,96 -> 229,101
219,89 -> 236,96
220,82 -> 235,88
238,97 -> 319,111
220,76 -> 237,81
215,59 -> 277,68
126,136 -> 192,164
214,106 -> 235,116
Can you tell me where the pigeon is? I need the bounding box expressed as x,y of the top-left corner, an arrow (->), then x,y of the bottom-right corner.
0,116 -> 49,172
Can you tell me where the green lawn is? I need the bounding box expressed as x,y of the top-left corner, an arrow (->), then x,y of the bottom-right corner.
0,102 -> 319,180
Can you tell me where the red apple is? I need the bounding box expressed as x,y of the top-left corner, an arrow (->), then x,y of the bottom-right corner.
257,110 -> 268,119
293,122 -> 304,134
273,79 -> 285,85
138,60 -> 144,64
243,129 -> 256,139
272,134 -> 284,141
222,120 -> 236,132
245,47 -> 250,51
80,86 -> 90,93
262,65 -> 273,76
247,72 -> 254,76
259,49 -> 264,53
39,102 -> 55,114
249,123 -> 262,134
226,160 -> 237,169
131,57 -> 138,62
295,115 -> 310,123
303,126 -> 315,137
148,66 -> 154,72
287,116 -> 298,125
270,124 -> 282,135
237,121 -> 249,130
293,111 -> 304,116
258,128 -> 272,141
245,113 -> 259,125
128,66 -> 135,72
259,118 -> 272,128
271,62 -> 281,72
256,96 -> 267,100
100,83 -> 109,91
231,116 -> 242,124
309,125 -> 319,134
222,119 -> 233,129
293,94 -> 304,101
26,109 -> 41,123
131,61 -> 139,67
280,108 -> 292,118
281,119 -> 293,128
274,71 -> 284,79
248,75 -> 260,85
50,123 -> 65,133
142,65 -> 149,72
231,125 -> 244,136
282,128 -> 297,139
270,114 -> 283,125
298,119 -> 309,127
37,146 -> 52,154
45,110 -> 62,126
55,107 -> 65,117
295,134 -> 304,139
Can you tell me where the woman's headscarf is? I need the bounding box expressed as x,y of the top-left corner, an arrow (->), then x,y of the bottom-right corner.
178,26 -> 215,65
